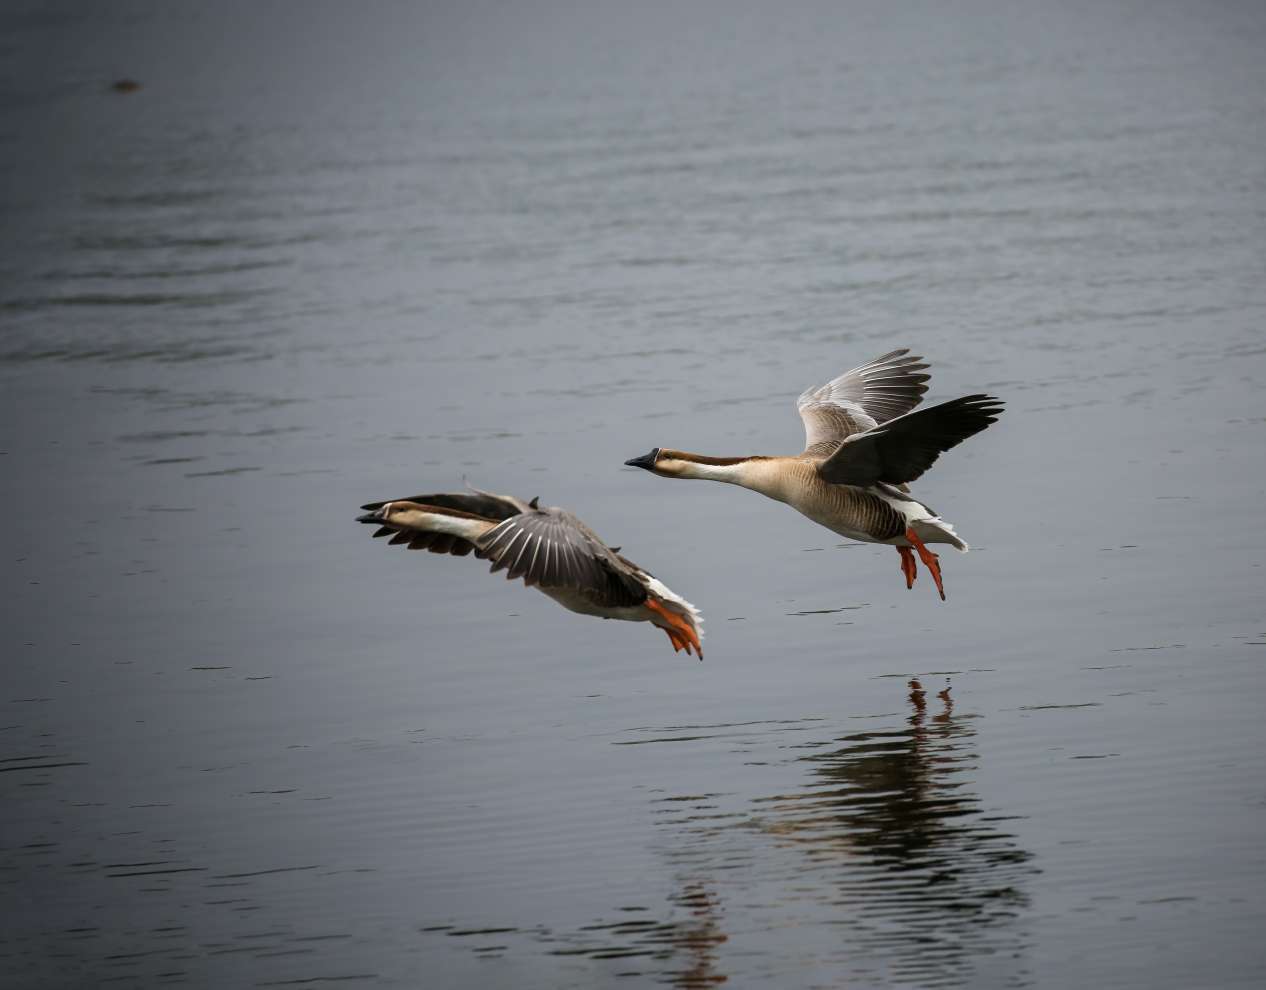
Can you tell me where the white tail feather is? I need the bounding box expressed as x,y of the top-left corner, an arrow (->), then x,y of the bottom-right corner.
912,517 -> 969,552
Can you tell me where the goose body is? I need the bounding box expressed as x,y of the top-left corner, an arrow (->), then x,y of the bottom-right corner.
356,488 -> 703,656
625,349 -> 1003,599
722,456 -> 966,549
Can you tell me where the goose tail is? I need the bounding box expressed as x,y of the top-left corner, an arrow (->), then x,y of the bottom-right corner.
911,517 -> 969,553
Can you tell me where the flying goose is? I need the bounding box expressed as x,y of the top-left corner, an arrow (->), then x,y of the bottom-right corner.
356,488 -> 704,656
624,349 -> 1003,600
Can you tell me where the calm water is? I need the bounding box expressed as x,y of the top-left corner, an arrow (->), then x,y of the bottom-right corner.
3,1 -> 1266,987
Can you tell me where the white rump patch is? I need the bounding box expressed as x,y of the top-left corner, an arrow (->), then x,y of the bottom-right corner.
643,575 -> 705,641
912,517 -> 970,552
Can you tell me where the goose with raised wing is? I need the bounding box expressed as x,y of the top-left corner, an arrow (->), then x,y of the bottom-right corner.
356,488 -> 704,656
624,349 -> 1003,600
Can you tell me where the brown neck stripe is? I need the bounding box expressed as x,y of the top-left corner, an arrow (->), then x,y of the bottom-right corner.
665,451 -> 765,466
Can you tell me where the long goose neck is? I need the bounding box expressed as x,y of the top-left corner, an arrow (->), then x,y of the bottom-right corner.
669,453 -> 777,491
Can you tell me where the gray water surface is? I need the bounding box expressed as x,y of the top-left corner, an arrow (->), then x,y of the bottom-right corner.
3,1 -> 1266,987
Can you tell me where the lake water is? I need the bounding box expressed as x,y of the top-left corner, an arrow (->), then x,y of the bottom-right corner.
3,1 -> 1265,987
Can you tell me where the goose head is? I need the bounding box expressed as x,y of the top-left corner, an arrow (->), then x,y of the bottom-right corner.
624,447 -> 697,479
357,501 -> 428,527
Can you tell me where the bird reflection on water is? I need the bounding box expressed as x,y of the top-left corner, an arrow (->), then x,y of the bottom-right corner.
426,685 -> 1034,987
427,877 -> 728,987
749,680 -> 1036,986
542,882 -> 728,988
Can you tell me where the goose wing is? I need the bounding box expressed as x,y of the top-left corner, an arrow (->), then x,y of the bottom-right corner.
817,394 -> 1004,487
797,348 -> 930,456
477,507 -> 646,606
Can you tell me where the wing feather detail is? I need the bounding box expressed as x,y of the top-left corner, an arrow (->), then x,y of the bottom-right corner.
476,509 -> 645,606
817,394 -> 1004,486
358,490 -> 650,609
797,348 -> 931,455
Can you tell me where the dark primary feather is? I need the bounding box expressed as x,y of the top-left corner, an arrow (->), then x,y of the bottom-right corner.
395,529 -> 475,556
817,394 -> 1004,487
414,532 -> 459,555
477,508 -> 646,607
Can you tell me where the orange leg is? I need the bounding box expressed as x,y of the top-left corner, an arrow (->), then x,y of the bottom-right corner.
645,598 -> 703,658
897,546 -> 918,590
905,527 -> 945,601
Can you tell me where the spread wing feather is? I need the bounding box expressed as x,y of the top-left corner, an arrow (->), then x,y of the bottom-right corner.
817,394 -> 1004,486
477,508 -> 645,606
360,492 -> 645,603
797,348 -> 931,456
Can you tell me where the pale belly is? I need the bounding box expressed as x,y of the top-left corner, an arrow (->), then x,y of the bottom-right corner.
801,507 -> 892,544
539,586 -> 648,622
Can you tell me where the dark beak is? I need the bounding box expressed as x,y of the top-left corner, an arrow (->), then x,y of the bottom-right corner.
356,510 -> 383,524
624,449 -> 660,471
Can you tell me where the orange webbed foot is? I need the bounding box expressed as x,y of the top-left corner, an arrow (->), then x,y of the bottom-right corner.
647,598 -> 703,659
897,546 -> 918,590
905,527 -> 945,601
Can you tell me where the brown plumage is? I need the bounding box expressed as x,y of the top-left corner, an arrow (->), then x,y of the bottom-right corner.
625,348 -> 1004,600
357,488 -> 704,656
